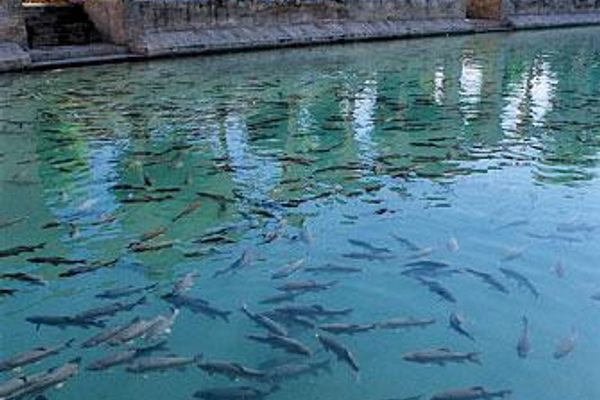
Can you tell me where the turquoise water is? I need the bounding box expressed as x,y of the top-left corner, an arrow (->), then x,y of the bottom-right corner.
1,26 -> 600,400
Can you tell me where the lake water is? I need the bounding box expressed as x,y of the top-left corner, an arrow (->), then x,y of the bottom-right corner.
1,26 -> 600,400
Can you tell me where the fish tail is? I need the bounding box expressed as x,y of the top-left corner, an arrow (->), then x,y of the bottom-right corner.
193,353 -> 204,364
221,311 -> 232,323
469,353 -> 482,365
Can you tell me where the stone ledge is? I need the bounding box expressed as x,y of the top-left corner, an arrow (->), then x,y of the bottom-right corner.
133,18 -> 474,57
508,13 -> 600,29
0,42 -> 31,72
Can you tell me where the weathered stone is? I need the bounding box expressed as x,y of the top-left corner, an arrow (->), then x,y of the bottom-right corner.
0,0 -> 27,46
0,42 -> 31,72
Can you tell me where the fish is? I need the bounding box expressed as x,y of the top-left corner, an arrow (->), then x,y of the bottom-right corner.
2,358 -> 80,399
500,246 -> 527,262
0,339 -> 74,372
213,249 -> 253,277
259,291 -> 304,305
0,242 -> 45,258
273,304 -> 353,319
27,256 -> 86,266
128,227 -> 168,248
377,317 -> 436,330
418,278 -> 456,303
499,267 -> 540,298
107,318 -> 155,346
0,216 -> 27,230
1,272 -> 47,286
126,354 -> 203,373
172,200 -> 201,222
172,272 -> 199,295
198,360 -> 266,381
193,385 -> 278,400
430,386 -> 512,400
129,240 -> 175,253
464,268 -> 509,294
348,239 -> 391,254
0,288 -> 17,297
316,334 -> 359,374
276,280 -> 337,293
96,283 -> 158,299
553,327 -> 577,359
264,359 -> 331,383
402,267 -> 461,279
305,264 -> 363,275
390,234 -> 421,251
402,348 -> 481,366
163,293 -> 231,322
342,252 -> 396,261
449,313 -> 475,342
59,258 -> 119,278
516,316 -> 531,358
404,260 -> 451,269
86,341 -> 167,371
74,296 -> 147,321
121,194 -> 174,204
26,315 -> 105,330
241,304 -> 288,337
81,320 -> 136,348
144,308 -> 180,341
271,259 -> 305,279
246,334 -> 312,357
319,323 -> 375,335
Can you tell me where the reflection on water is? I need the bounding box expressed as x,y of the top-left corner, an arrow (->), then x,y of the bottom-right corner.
1,27 -> 600,400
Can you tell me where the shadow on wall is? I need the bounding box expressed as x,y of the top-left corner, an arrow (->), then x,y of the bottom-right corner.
467,0 -> 503,19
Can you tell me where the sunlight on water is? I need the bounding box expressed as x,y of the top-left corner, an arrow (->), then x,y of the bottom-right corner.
1,27 -> 600,400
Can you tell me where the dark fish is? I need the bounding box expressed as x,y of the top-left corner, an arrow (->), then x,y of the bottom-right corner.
26,315 -> 105,330
27,256 -> 86,266
2,358 -> 80,399
126,354 -> 203,373
172,200 -> 201,222
316,334 -> 359,374
74,296 -> 147,321
172,272 -> 199,295
517,316 -> 531,358
402,267 -> 461,279
0,216 -> 27,230
404,260 -> 451,269
418,279 -> 456,303
464,268 -> 509,294
377,317 -> 436,330
86,341 -> 167,371
390,234 -> 420,251
0,242 -> 45,258
430,387 -> 512,400
194,385 -> 278,400
319,323 -> 375,335
129,240 -> 174,253
1,272 -> 47,286
449,313 -> 475,342
276,280 -> 337,293
213,249 -> 253,277
273,304 -> 353,319
42,220 -> 61,229
262,311 -> 317,329
402,348 -> 481,366
128,227 -> 168,248
198,360 -> 266,381
241,304 -> 288,337
264,359 -> 331,383
163,293 -> 231,322
0,339 -> 74,372
247,334 -> 312,357
0,288 -> 18,297
59,258 -> 119,278
499,267 -> 540,298
305,264 -> 363,275
96,283 -> 158,299
348,239 -> 391,254
342,252 -> 395,261
271,259 -> 305,279
259,291 -> 304,305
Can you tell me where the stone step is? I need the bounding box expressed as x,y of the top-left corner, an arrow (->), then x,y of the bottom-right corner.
29,43 -> 129,63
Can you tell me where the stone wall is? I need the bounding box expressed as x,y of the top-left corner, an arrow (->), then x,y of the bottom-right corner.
467,0 -> 503,19
0,0 -> 27,46
503,0 -> 600,27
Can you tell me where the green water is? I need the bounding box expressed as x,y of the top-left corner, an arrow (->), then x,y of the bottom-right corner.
1,27 -> 600,400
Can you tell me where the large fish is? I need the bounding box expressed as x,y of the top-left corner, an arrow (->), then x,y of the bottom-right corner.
418,279 -> 456,303
87,341 -> 167,371
316,334 -> 359,374
0,242 -> 45,258
27,256 -> 86,266
0,272 -> 47,286
241,304 -> 288,337
198,360 -> 265,381
276,280 -> 337,293
81,320 -> 135,348
347,239 -> 391,254
464,269 -> 508,294
430,386 -> 511,400
271,259 -> 305,279
516,316 -> 531,358
402,348 -> 481,366
74,296 -> 147,321
125,354 -> 203,373
377,317 -> 436,330
194,385 -> 278,400
449,313 -> 475,342
213,249 -> 253,278
264,359 -> 331,383
107,318 -> 156,346
163,293 -> 231,322
247,334 -> 312,357
0,338 -> 74,372
172,272 -> 199,295
26,315 -> 104,330
499,268 -> 539,298
305,264 -> 363,275
1,358 -> 80,399
318,323 -> 375,335
273,304 -> 352,319
144,308 -> 180,341
172,200 -> 202,222
95,283 -> 158,300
